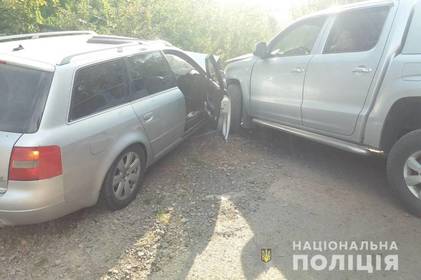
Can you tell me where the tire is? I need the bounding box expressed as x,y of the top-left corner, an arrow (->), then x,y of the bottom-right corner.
227,83 -> 242,133
102,145 -> 146,211
387,130 -> 421,217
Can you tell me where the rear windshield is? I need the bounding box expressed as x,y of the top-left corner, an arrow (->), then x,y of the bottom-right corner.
0,64 -> 53,133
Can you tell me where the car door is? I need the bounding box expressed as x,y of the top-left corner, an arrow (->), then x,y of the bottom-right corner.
301,5 -> 393,136
250,16 -> 327,126
127,51 -> 186,158
163,50 -> 229,139
206,54 -> 231,141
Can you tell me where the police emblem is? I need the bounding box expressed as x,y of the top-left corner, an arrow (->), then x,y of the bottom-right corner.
261,248 -> 272,263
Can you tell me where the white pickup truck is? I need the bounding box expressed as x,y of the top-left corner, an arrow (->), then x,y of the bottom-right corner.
225,0 -> 421,216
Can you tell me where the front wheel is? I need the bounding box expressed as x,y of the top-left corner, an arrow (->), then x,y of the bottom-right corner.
387,130 -> 421,217
217,95 -> 231,141
102,146 -> 146,211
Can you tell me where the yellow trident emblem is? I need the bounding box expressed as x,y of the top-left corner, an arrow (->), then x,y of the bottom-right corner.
261,248 -> 272,263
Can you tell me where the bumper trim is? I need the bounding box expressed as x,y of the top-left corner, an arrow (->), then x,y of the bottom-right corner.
0,200 -> 68,226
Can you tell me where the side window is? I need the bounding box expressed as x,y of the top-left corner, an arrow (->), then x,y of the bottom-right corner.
403,2 -> 421,54
270,17 -> 327,57
127,52 -> 176,100
70,59 -> 129,121
324,7 -> 390,54
165,54 -> 198,78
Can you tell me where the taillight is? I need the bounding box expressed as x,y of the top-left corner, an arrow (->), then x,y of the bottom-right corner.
9,146 -> 62,181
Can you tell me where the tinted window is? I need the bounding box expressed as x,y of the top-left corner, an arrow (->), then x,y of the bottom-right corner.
324,7 -> 390,54
0,64 -> 53,133
270,17 -> 326,57
403,1 -> 421,54
127,52 -> 176,100
70,59 -> 129,121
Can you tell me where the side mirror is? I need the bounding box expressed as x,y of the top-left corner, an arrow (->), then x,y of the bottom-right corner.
254,42 -> 269,58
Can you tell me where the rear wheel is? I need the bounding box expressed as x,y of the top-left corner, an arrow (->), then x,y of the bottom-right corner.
387,130 -> 421,216
102,146 -> 146,211
227,83 -> 242,133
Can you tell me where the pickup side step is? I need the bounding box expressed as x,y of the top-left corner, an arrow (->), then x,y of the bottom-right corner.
252,118 -> 384,156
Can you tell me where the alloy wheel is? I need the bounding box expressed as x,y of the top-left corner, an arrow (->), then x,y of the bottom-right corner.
112,152 -> 141,201
404,151 -> 421,199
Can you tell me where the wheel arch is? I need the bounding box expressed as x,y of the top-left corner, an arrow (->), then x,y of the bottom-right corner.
91,133 -> 152,205
225,59 -> 256,128
226,78 -> 252,127
226,78 -> 241,87
226,78 -> 244,104
381,97 -> 421,154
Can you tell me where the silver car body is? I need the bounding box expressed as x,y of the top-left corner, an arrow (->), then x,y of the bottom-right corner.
0,33 -> 225,225
225,0 -> 421,155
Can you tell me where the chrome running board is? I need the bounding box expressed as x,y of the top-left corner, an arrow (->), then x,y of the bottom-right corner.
252,118 -> 384,156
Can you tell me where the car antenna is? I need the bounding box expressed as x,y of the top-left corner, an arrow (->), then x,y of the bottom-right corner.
12,44 -> 24,52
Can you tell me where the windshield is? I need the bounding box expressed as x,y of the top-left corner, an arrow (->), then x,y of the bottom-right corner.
0,63 -> 53,133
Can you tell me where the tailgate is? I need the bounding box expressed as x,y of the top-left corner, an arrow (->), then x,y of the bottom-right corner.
0,132 -> 22,193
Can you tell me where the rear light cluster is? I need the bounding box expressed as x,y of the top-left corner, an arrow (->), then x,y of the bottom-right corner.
9,146 -> 62,181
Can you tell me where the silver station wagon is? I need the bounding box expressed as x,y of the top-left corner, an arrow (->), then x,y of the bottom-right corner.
0,31 -> 231,226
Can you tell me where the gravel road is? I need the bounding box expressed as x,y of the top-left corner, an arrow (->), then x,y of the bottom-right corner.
1,127 -> 420,280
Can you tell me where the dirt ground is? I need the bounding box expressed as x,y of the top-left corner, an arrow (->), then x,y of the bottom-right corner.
1,127 -> 421,280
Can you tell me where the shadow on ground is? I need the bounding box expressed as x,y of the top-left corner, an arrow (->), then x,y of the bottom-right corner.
1,127 -> 420,280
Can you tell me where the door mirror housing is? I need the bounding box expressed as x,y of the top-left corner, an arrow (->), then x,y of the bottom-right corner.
254,42 -> 269,58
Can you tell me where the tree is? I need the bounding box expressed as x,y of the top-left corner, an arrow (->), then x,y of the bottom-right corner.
0,0 -> 278,59
0,0 -> 49,34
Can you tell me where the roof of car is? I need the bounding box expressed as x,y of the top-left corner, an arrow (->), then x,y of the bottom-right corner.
0,31 -> 174,71
298,0 -> 396,20
332,0 -> 395,10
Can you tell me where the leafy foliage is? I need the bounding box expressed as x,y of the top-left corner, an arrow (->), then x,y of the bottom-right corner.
0,0 -> 363,59
0,0 -> 277,59
0,0 -> 49,33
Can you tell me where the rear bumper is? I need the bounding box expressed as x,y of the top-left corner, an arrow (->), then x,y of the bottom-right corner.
0,176 -> 69,226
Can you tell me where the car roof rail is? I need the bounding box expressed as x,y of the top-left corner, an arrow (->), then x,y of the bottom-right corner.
0,31 -> 96,43
58,41 -> 144,65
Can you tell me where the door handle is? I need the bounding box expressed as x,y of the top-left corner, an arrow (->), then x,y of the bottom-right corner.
143,112 -> 154,122
352,66 -> 372,74
291,67 -> 305,74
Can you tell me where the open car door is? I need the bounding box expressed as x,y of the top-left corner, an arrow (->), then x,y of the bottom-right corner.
205,55 -> 231,141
